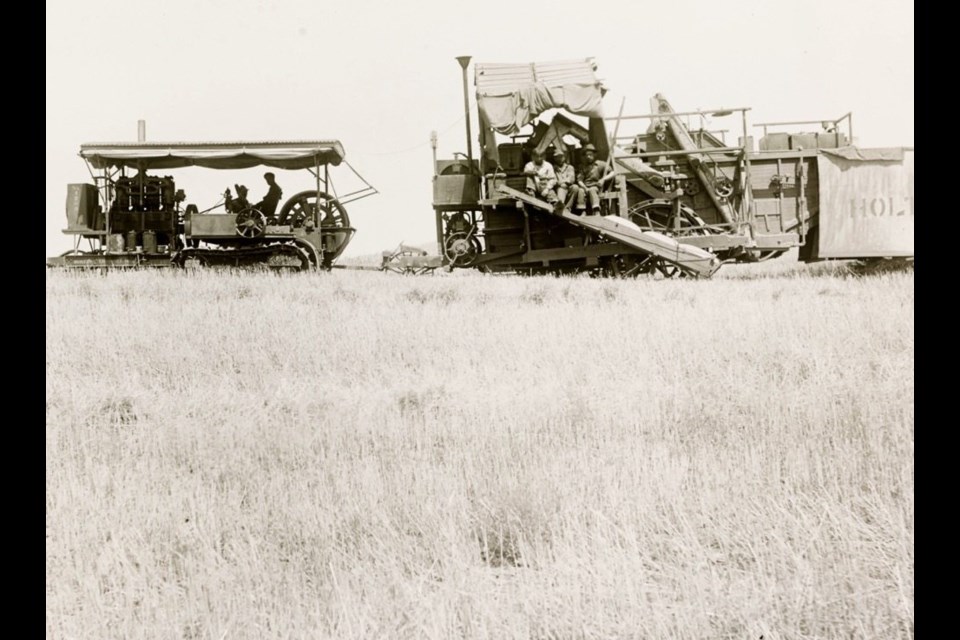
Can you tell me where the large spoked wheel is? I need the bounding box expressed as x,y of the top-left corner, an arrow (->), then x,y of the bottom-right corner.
654,258 -> 694,279
608,254 -> 687,278
628,200 -> 710,237
606,254 -> 657,278
236,208 -> 267,238
443,232 -> 481,268
279,190 -> 350,230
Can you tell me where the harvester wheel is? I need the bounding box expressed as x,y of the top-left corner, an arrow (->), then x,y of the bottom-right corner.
236,208 -> 267,238
607,254 -> 656,278
628,201 -> 709,237
654,258 -> 690,279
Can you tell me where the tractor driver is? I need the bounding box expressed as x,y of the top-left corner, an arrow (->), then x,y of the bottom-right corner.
224,184 -> 251,213
256,172 -> 283,220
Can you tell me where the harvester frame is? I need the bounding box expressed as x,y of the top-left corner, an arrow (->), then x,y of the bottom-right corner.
430,57 -> 914,278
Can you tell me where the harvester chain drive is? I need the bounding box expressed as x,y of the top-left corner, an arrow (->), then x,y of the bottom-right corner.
174,244 -> 313,271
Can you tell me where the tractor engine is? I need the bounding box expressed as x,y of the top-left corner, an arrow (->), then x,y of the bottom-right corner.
112,174 -> 179,212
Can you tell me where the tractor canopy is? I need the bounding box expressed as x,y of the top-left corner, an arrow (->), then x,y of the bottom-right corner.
79,140 -> 346,171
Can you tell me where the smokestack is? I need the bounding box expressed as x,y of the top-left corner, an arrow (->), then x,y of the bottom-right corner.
455,56 -> 473,167
137,120 -> 146,142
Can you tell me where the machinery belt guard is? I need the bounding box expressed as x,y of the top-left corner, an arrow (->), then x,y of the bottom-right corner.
495,184 -> 721,278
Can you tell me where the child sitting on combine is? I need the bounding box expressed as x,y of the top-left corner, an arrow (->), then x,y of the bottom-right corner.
523,149 -> 558,205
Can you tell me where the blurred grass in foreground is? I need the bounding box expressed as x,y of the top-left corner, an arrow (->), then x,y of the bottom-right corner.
46,260 -> 913,639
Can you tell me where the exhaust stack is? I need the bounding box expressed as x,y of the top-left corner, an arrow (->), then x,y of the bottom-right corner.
455,56 -> 473,167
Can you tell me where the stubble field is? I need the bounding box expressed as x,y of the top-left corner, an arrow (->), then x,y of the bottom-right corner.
45,259 -> 914,639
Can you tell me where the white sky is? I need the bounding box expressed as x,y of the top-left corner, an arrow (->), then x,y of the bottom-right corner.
46,0 -> 913,258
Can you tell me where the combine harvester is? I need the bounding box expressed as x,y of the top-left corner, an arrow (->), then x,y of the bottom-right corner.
428,57 -> 914,277
46,131 -> 376,271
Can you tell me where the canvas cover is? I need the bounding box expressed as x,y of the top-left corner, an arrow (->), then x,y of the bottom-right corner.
476,59 -> 605,136
475,59 -> 606,167
80,140 -> 345,170
817,147 -> 914,258
820,147 -> 905,162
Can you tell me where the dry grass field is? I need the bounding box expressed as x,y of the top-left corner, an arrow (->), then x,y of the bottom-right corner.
45,259 -> 914,639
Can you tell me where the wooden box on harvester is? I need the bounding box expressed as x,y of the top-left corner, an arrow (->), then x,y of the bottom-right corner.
433,175 -> 480,208
497,143 -> 524,172
433,163 -> 480,209
433,159 -> 481,210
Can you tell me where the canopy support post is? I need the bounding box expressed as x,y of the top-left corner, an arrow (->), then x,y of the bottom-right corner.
103,166 -> 111,249
316,155 -> 324,267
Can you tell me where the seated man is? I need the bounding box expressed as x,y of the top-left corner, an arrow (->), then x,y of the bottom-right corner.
523,149 -> 558,205
256,172 -> 283,220
552,148 -> 576,211
224,185 -> 252,213
573,144 -> 615,214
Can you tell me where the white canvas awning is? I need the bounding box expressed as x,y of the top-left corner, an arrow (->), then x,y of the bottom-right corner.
475,59 -> 605,136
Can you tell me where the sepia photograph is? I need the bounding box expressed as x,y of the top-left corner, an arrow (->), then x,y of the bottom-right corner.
46,0 -> 914,637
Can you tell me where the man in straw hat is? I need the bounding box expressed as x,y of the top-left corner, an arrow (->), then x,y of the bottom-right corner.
574,144 -> 616,215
